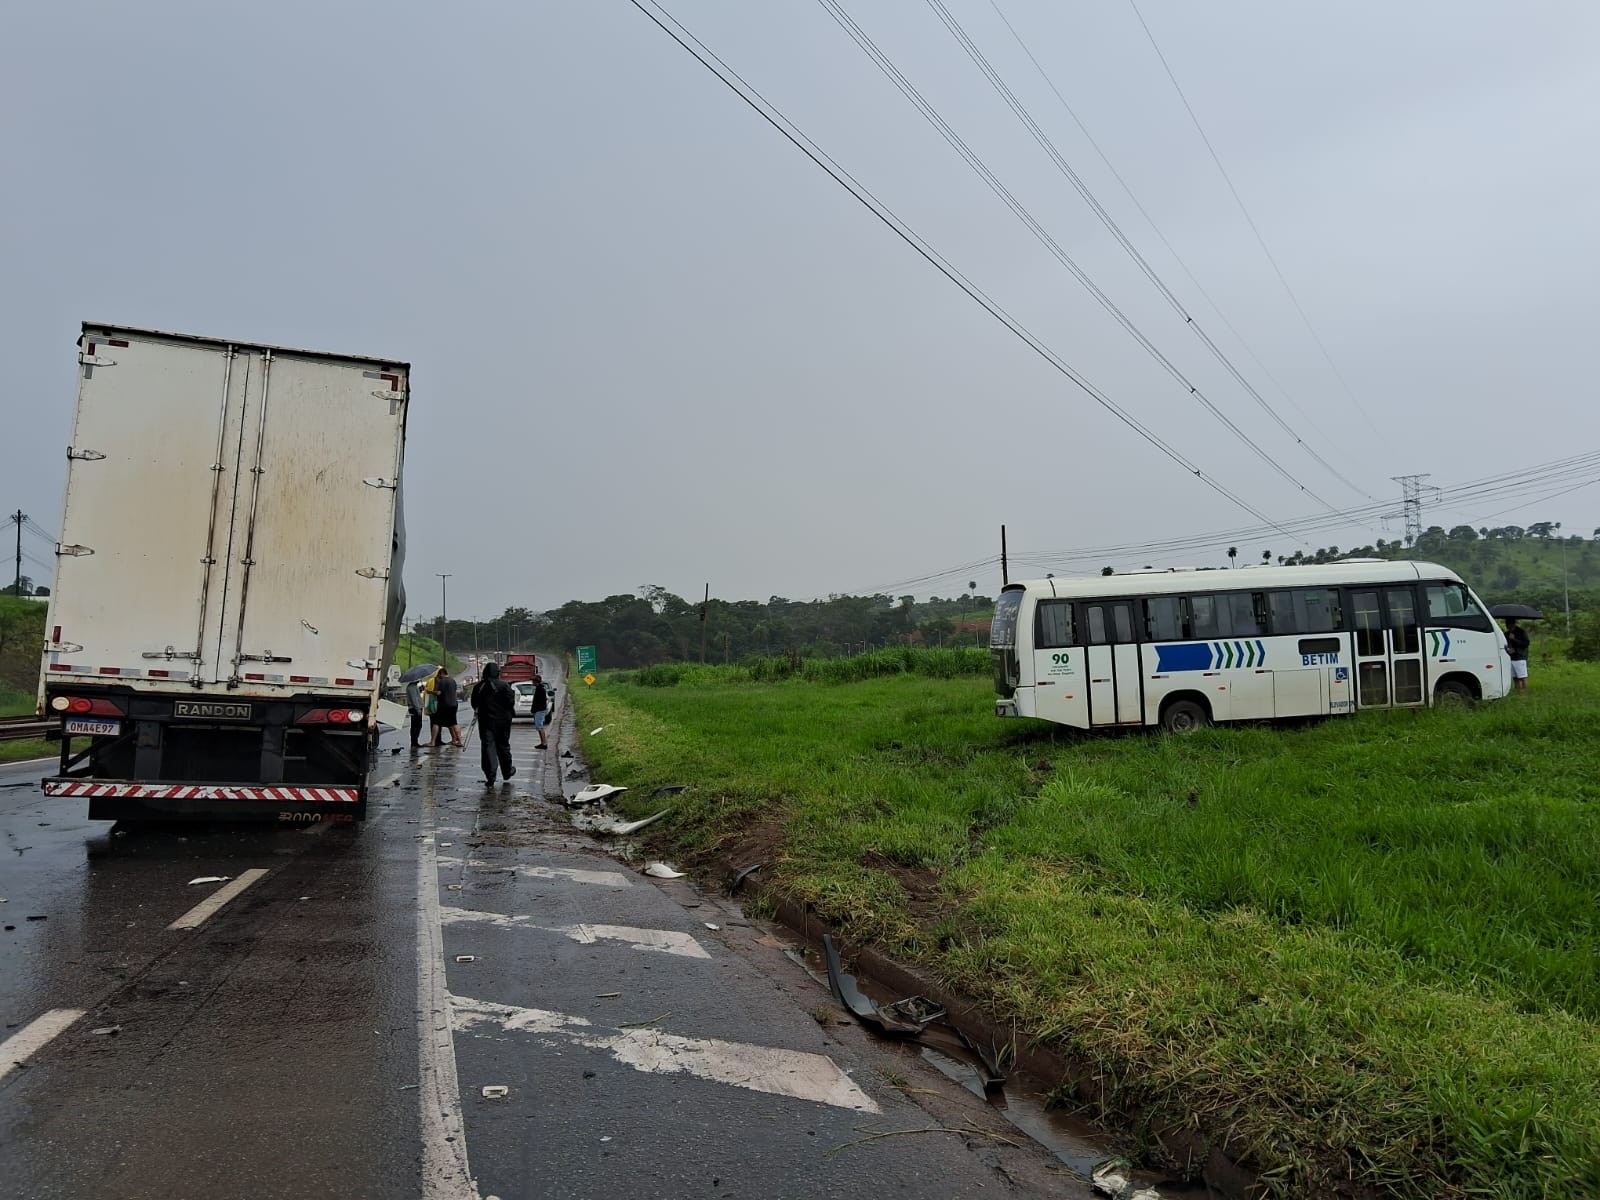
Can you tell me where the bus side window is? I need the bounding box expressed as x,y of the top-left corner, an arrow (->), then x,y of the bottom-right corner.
1298,588 -> 1343,633
1036,600 -> 1077,648
1085,605 -> 1109,645
1189,594 -> 1233,640
1267,590 -> 1299,634
1227,591 -> 1267,636
1146,596 -> 1185,641
1424,583 -> 1492,631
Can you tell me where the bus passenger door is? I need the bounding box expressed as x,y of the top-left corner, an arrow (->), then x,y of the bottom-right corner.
1031,599 -> 1089,729
1352,588 -> 1426,708
1084,602 -> 1140,725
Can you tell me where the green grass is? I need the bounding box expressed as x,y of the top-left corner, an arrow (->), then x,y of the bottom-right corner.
0,682 -> 36,718
0,738 -> 51,763
573,659 -> 1600,1199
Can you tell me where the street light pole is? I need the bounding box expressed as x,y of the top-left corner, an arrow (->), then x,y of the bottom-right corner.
436,573 -> 452,663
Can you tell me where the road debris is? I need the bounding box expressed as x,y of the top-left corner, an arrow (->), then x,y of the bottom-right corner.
594,992 -> 621,999
186,876 -> 229,886
589,726 -> 605,736
822,935 -> 924,1036
568,783 -> 626,807
89,1026 -> 120,1037
455,955 -> 477,963
642,861 -> 684,879
650,784 -> 689,797
728,863 -> 764,892
703,922 -> 720,931
571,808 -> 668,836
481,1085 -> 510,1100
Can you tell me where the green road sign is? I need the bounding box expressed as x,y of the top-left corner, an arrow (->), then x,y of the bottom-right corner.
577,645 -> 597,674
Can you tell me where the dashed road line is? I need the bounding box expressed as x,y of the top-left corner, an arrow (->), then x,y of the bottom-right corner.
1,1008 -> 87,1081
451,994 -> 880,1112
166,869 -> 270,931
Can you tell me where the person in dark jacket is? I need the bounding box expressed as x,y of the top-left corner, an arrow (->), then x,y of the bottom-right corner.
530,672 -> 553,749
471,661 -> 517,784
430,668 -> 463,748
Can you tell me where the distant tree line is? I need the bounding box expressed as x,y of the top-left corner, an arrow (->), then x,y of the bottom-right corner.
416,587 -> 994,670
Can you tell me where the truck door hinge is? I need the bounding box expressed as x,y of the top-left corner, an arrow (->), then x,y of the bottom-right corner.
142,646 -> 201,661
47,640 -> 86,654
78,354 -> 117,368
238,653 -> 293,664
354,567 -> 390,579
57,544 -> 94,557
67,447 -> 106,461
362,476 -> 398,490
346,658 -> 379,670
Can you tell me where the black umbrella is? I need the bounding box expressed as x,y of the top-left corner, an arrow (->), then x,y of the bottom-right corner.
1488,604 -> 1543,620
399,662 -> 441,683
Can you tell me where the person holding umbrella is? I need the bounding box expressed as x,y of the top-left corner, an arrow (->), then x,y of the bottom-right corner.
1504,618 -> 1531,692
1489,604 -> 1540,693
399,662 -> 441,749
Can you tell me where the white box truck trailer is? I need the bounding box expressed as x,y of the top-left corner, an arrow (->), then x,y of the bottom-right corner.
37,323 -> 408,823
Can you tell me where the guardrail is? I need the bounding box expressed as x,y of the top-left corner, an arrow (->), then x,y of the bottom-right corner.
0,717 -> 53,742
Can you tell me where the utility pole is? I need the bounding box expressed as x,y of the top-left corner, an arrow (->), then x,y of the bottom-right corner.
436,573 -> 452,662
699,584 -> 709,665
1000,524 -> 1008,586
9,510 -> 24,597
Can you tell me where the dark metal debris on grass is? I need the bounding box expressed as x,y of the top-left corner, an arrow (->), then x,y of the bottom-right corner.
729,863 -> 764,892
650,784 -> 689,797
568,783 -> 627,807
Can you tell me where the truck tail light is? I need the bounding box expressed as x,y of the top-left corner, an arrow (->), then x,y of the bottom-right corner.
296,708 -> 366,725
51,695 -> 126,716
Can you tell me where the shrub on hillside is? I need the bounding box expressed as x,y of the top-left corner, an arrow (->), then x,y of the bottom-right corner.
1569,610 -> 1600,662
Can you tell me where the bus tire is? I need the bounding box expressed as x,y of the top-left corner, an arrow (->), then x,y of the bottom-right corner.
1433,678 -> 1476,708
1160,698 -> 1210,733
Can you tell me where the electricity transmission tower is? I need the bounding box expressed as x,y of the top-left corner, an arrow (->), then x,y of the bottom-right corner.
1390,475 -> 1441,545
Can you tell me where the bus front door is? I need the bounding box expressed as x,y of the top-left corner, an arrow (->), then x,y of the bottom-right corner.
1084,601 -> 1141,725
1352,588 -> 1426,709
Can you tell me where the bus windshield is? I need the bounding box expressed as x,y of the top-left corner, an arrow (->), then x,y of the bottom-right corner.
991,589 -> 1023,648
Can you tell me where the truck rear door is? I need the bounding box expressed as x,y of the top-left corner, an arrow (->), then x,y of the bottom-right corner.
49,331 -> 245,680
216,353 -> 406,689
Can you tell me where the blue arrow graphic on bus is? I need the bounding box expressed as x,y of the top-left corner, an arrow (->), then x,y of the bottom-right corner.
1427,630 -> 1452,656
1155,644 -> 1212,672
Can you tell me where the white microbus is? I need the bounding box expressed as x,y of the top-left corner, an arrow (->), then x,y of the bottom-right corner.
990,561 -> 1508,732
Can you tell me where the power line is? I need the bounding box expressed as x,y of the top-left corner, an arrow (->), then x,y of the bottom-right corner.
624,0 -> 1301,538
814,0 -> 1342,516
925,0 -> 1375,502
1127,0 -> 1380,435
985,0 -> 1345,457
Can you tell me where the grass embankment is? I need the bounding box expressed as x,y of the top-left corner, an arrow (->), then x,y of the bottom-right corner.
394,632 -> 463,675
0,739 -> 51,764
574,651 -> 1600,1200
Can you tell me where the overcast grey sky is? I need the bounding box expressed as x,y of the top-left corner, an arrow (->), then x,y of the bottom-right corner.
4,1 -> 1598,618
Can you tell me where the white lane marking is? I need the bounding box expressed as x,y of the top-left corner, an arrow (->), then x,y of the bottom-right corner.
0,1008 -> 87,1081
435,858 -> 631,889
451,994 -> 879,1113
439,907 -> 710,958
166,869 -> 270,930
418,810 -> 478,1199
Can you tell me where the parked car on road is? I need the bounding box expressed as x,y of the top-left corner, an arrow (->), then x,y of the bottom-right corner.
512,682 -> 537,719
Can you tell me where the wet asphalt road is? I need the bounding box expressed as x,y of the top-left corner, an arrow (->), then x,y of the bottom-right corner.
0,659 -> 1091,1200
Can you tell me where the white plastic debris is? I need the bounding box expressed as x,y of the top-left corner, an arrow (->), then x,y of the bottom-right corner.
481,1085 -> 509,1099
599,1136 -> 612,1143
589,726 -> 605,736
455,955 -> 476,963
90,1025 -> 120,1037
703,922 -> 720,931
569,783 -> 627,807
186,876 -> 230,886
643,861 -> 685,879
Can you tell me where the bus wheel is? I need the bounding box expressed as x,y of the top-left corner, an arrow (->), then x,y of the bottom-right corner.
1161,698 -> 1209,733
1433,679 -> 1476,708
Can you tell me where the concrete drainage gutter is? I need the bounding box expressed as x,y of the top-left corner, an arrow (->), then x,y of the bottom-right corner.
755,885 -> 1261,1200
